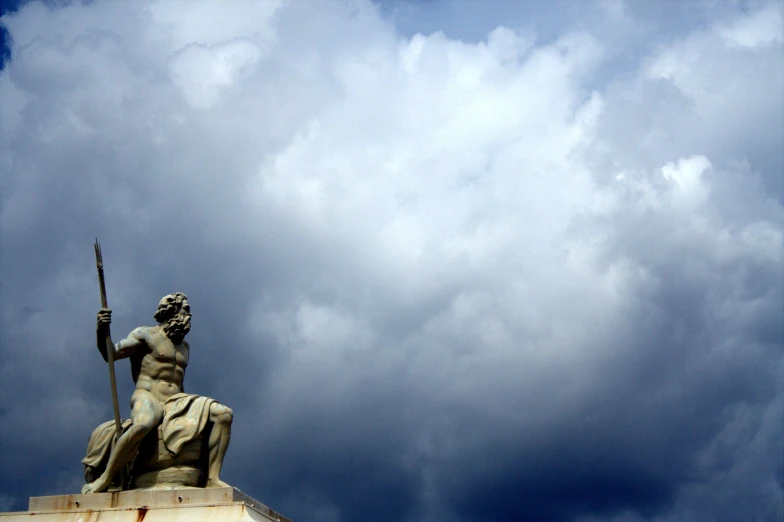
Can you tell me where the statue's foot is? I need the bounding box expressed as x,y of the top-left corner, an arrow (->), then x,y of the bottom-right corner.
81,478 -> 108,494
206,479 -> 231,488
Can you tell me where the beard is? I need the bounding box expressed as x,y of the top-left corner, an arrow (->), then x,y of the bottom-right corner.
163,314 -> 191,344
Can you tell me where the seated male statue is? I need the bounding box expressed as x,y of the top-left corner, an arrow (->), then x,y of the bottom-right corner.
81,292 -> 233,493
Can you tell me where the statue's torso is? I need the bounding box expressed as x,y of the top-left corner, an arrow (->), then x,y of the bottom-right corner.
130,327 -> 189,403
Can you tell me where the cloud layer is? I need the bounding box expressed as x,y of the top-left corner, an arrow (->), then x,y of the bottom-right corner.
1,1 -> 782,521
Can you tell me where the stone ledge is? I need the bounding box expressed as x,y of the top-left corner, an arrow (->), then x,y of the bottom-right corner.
0,487 -> 292,522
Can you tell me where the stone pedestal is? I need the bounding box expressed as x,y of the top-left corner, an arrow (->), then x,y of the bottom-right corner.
0,487 -> 291,521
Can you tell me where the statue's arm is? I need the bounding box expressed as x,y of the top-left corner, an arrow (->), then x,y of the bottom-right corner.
96,308 -> 147,362
180,340 -> 189,393
114,327 -> 148,360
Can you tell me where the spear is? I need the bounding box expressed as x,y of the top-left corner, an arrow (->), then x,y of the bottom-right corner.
94,240 -> 123,449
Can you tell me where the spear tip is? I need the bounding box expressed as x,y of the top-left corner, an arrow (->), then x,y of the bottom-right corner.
94,238 -> 103,268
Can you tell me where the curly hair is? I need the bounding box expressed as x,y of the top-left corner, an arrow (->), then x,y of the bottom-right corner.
153,292 -> 188,323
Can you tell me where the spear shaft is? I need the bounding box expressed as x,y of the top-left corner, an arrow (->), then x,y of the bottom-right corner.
94,240 -> 123,443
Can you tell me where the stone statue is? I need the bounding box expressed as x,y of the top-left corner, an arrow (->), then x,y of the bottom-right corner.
81,292 -> 233,493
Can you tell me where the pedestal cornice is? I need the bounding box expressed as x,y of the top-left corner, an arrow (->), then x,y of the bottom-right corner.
0,487 -> 291,522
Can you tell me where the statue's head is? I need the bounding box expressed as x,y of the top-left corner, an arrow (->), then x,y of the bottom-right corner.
154,292 -> 191,343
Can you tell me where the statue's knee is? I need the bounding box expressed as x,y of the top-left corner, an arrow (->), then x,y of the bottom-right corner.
130,395 -> 162,434
132,412 -> 158,434
211,403 -> 233,424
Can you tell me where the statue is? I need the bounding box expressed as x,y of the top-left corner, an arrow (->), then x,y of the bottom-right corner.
81,243 -> 232,493
82,292 -> 233,492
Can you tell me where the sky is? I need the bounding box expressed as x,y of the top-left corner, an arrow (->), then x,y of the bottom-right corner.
0,0 -> 782,521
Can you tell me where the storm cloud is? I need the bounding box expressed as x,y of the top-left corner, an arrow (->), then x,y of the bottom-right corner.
0,1 -> 782,521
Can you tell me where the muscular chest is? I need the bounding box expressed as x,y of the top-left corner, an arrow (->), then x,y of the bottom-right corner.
147,334 -> 189,369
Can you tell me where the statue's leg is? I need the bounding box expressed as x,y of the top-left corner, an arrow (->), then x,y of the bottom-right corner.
205,402 -> 233,488
82,391 -> 162,494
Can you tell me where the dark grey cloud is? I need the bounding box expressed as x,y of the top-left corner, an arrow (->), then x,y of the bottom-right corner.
1,1 -> 782,521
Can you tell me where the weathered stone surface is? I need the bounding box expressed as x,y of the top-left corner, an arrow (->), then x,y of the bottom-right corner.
0,487 -> 291,522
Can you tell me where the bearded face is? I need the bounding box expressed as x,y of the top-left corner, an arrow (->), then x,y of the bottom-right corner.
154,293 -> 192,344
163,311 -> 191,344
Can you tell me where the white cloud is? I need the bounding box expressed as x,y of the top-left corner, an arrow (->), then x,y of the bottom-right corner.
661,155 -> 710,208
169,39 -> 264,109
717,2 -> 783,48
147,0 -> 282,51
